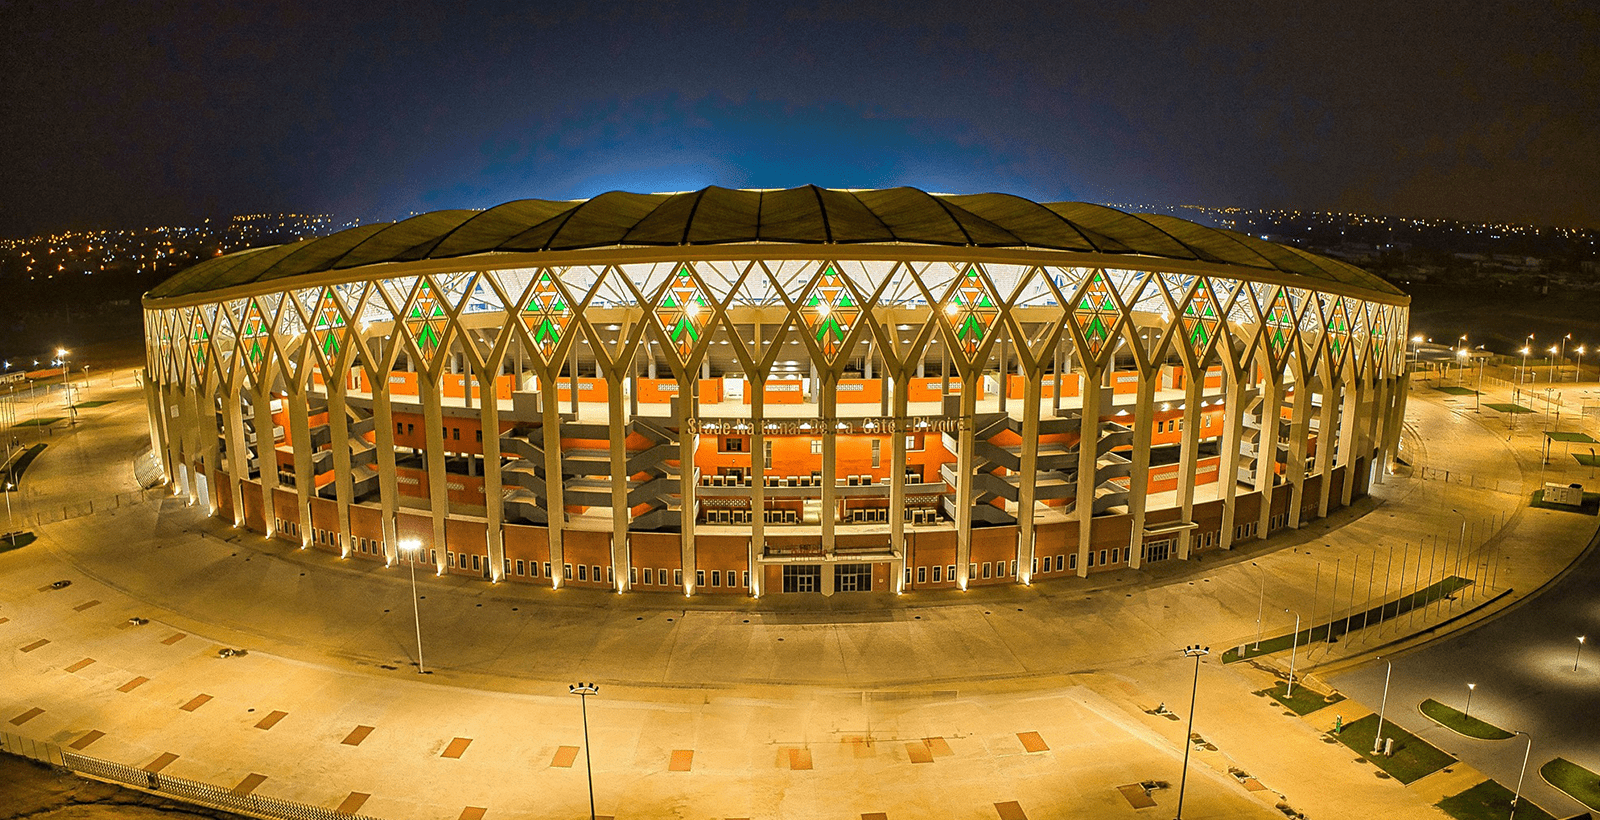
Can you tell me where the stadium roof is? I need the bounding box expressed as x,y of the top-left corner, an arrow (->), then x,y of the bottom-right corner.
146,185 -> 1404,302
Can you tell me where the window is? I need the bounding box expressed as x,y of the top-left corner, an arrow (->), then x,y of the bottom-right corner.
447,552 -> 456,567
430,549 -> 437,564
453,427 -> 460,440
982,562 -> 991,579
968,562 -> 977,580
836,563 -> 872,592
517,559 -> 526,576
504,559 -> 511,575
696,569 -> 706,587
643,568 -> 653,585
407,423 -> 415,435
905,567 -> 912,586
1011,560 -> 1017,576
781,564 -> 822,593
1032,557 -> 1040,574
542,562 -> 550,578
629,567 -> 637,584
1055,555 -> 1064,572
722,437 -> 744,453
810,439 -> 822,455
674,569 -> 683,587
1099,549 -> 1108,566
476,430 -> 482,442
727,570 -> 737,587
918,566 -> 928,584
1088,551 -> 1096,568
906,434 -> 923,452
871,439 -> 881,468
764,440 -> 773,469
946,565 -> 956,583
710,570 -> 720,587
595,566 -> 603,583
577,564 -> 588,581
396,422 -> 404,435
742,571 -> 749,588
563,564 -> 573,580
1068,553 -> 1077,570
932,565 -> 942,583
471,554 -> 481,571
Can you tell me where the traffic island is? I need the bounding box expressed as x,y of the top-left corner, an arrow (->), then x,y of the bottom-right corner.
1540,757 -> 1600,813
1528,489 -> 1600,515
1484,403 -> 1535,414
1334,714 -> 1456,784
0,532 -> 38,553
1433,386 -> 1479,396
1418,699 -> 1514,740
1257,682 -> 1344,716
1437,779 -> 1554,820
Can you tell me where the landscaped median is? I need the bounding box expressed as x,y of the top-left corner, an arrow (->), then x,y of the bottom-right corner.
1223,576 -> 1473,663
1541,757 -> 1600,813
1333,714 -> 1455,784
1418,699 -> 1514,740
1433,386 -> 1479,396
1256,682 -> 1343,716
1437,780 -> 1554,820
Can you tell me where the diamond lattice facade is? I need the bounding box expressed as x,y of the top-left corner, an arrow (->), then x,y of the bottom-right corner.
140,186 -> 1409,596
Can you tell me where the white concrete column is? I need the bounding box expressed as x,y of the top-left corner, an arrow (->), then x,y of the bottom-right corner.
888,372 -> 909,592
222,387 -> 249,527
1217,366 -> 1248,551
1174,372 -> 1203,559
1285,365 -> 1314,529
541,372 -> 567,588
1075,372 -> 1102,577
371,383 -> 401,561
749,383 -> 767,597
1338,375 -> 1366,506
479,368 -> 506,582
953,383 -> 979,589
820,374 -> 838,558
1126,373 -> 1156,568
326,380 -> 354,557
420,372 -> 449,573
606,373 -> 629,592
252,382 -> 279,537
287,388 -> 315,548
675,376 -> 697,595
1255,372 -> 1282,540
1016,372 -> 1043,581
1315,376 -> 1341,518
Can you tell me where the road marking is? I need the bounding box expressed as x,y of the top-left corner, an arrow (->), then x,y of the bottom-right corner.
787,748 -> 812,770
550,746 -> 579,767
458,808 -> 486,820
906,742 -> 934,764
20,638 -> 49,652
232,773 -> 267,796
180,694 -> 213,712
255,710 -> 288,730
65,657 -> 95,673
143,752 -> 179,773
441,737 -> 472,759
669,749 -> 693,771
73,600 -> 101,612
923,736 -> 953,756
161,632 -> 186,645
335,793 -> 370,815
69,730 -> 105,750
994,801 -> 1029,820
1017,731 -> 1049,753
862,814 -> 889,820
341,725 -> 374,746
9,707 -> 44,725
118,676 -> 150,692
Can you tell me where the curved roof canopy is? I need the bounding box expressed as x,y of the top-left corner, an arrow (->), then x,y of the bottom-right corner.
147,186 -> 1403,302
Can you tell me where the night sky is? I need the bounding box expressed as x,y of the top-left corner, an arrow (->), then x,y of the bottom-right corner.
3,1 -> 1597,237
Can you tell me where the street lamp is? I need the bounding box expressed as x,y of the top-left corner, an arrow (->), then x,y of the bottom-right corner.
1578,345 -> 1587,383
569,682 -> 600,820
3,482 -> 13,546
1456,335 -> 1468,384
397,539 -> 426,674
1464,682 -> 1476,721
1510,731 -> 1533,820
1577,635 -> 1587,672
1372,656 -> 1393,756
1284,608 -> 1301,697
1174,645 -> 1210,820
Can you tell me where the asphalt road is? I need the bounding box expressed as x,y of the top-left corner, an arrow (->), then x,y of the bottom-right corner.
1331,522 -> 1600,817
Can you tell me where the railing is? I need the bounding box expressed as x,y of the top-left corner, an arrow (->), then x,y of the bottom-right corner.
1413,465 -> 1515,493
0,731 -> 378,820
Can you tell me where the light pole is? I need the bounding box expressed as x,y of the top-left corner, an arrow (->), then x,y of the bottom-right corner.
1463,682 -> 1476,721
1510,731 -> 1533,820
57,349 -> 77,427
397,539 -> 426,674
3,480 -> 13,544
1475,348 -> 1485,412
1252,561 -> 1266,650
1372,656 -> 1393,756
1174,645 -> 1209,820
1560,334 -> 1570,382
1284,609 -> 1301,697
569,682 -> 600,820
1577,345 -> 1587,383
1456,335 -> 1468,384
1577,635 -> 1587,672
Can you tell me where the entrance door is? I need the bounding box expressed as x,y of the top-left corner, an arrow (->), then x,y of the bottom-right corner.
835,563 -> 872,592
781,564 -> 821,593
1143,539 -> 1173,563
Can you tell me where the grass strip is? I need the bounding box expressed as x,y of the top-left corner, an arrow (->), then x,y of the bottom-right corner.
1437,779 -> 1554,820
1433,386 -> 1479,396
1334,714 -> 1455,784
1223,575 -> 1472,663
2,443 -> 47,488
1541,757 -> 1600,812
1257,681 -> 1344,716
1485,403 -> 1534,413
1529,490 -> 1600,515
1419,698 -> 1514,740
1545,430 -> 1596,443
11,417 -> 63,428
69,400 -> 114,408
0,532 -> 36,553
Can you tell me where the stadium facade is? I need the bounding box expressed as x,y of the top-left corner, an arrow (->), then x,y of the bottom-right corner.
140,186 -> 1409,596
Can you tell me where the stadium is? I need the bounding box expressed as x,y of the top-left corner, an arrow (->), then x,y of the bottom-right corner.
139,186 -> 1409,597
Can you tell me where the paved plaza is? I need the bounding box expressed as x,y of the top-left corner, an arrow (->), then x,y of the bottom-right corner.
2,365 -> 1597,818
